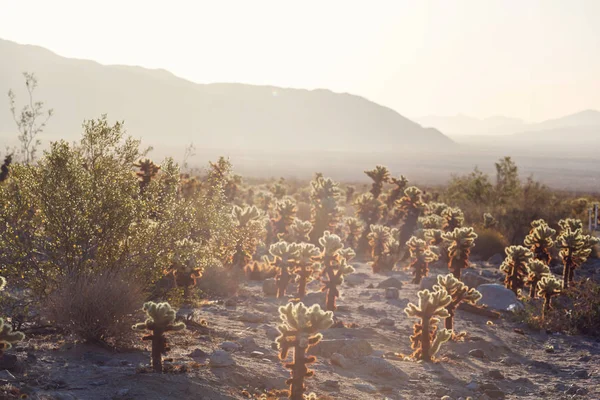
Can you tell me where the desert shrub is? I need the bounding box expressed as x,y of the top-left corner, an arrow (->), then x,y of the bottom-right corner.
471,228 -> 507,260
46,270 -> 144,344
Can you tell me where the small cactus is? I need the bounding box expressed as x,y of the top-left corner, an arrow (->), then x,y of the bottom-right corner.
132,302 -> 185,372
500,245 -> 533,295
557,219 -> 599,288
404,288 -> 453,362
537,276 -> 561,320
441,207 -> 464,232
133,158 -> 160,192
343,217 -> 363,250
169,238 -> 203,299
524,219 -> 556,265
442,227 -> 477,280
273,198 -> 298,239
526,260 -> 550,299
367,225 -> 397,273
309,177 -> 343,244
318,232 -> 355,311
354,193 -> 385,255
406,236 -> 438,284
275,302 -> 333,400
270,242 -> 300,298
434,274 -> 481,333
396,186 -> 426,257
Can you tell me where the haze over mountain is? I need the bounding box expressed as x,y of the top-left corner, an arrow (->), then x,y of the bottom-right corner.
0,38 -> 454,154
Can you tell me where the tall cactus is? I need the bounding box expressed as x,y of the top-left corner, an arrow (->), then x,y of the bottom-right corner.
343,217 -> 363,250
537,276 -> 561,321
385,175 -> 409,214
318,232 -> 355,311
404,288 -> 453,362
231,205 -> 265,269
524,219 -> 556,265
406,236 -> 438,284
526,259 -> 550,299
434,274 -> 481,332
354,193 -> 384,255
367,225 -> 397,273
132,302 -> 185,372
442,227 -> 477,280
500,245 -> 533,295
364,165 -> 390,199
273,198 -> 298,239
275,302 -> 333,400
270,242 -> 300,298
397,186 -> 426,257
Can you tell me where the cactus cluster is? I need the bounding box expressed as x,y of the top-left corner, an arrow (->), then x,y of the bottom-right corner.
354,193 -> 385,255
434,274 -> 481,333
281,219 -> 313,243
231,205 -> 266,269
406,236 -> 438,284
270,241 -> 300,298
273,198 -> 298,239
557,218 -> 599,288
132,302 -> 185,372
367,225 -> 399,273
523,219 -> 556,265
500,245 -> 533,295
396,186 -> 426,255
441,207 -> 464,232
309,177 -> 343,244
526,259 -> 550,298
537,276 -> 561,320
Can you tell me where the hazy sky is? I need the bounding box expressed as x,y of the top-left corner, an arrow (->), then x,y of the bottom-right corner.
1,0 -> 599,122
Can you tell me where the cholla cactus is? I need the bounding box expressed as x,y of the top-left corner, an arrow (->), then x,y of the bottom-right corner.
420,214 -> 444,230
526,259 -> 550,299
132,302 -> 185,372
343,217 -> 363,250
0,277 -> 24,355
318,232 -> 355,311
256,191 -> 276,214
271,242 -> 300,298
483,213 -> 497,229
169,238 -> 203,299
406,236 -> 438,284
442,227 -> 477,279
0,155 -> 13,182
270,179 -> 287,200
367,225 -> 397,273
309,177 -> 343,244
500,246 -> 533,295
524,219 -> 556,265
557,219 -> 599,288
294,243 -> 321,298
424,229 -> 444,246
404,288 -> 453,362
397,186 -> 426,256
434,274 -> 481,332
244,256 -> 277,281
354,193 -> 384,255
231,205 -> 266,269
441,207 -> 464,232
133,158 -> 161,192
282,219 -> 313,243
275,302 -> 334,400
365,165 -> 390,199
273,198 -> 298,239
385,175 -> 409,213
537,276 -> 561,320
429,202 -> 449,216
179,174 -> 200,199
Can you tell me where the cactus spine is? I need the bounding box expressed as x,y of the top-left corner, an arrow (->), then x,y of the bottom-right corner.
132,302 -> 185,372
275,302 -> 333,400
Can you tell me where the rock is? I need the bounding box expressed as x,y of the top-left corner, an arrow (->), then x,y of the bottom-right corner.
377,318 -> 395,327
303,291 -> 326,307
488,253 -> 504,265
378,277 -> 403,289
500,356 -> 521,366
320,380 -> 340,391
345,274 -> 366,285
385,287 -> 399,299
462,270 -> 493,289
487,369 -> 504,380
312,339 -> 373,358
250,351 -> 264,358
469,349 -> 485,359
572,369 -> 589,378
477,284 -> 523,311
220,341 -> 241,352
209,350 -> 235,367
354,383 -> 377,393
262,279 -> 277,296
238,311 -> 266,323
466,381 -> 479,391
419,276 -> 437,291
330,353 -> 350,369
578,354 -> 591,362
189,348 -> 209,358
363,356 -> 407,378
238,336 -> 259,351
367,283 -> 374,289
481,269 -> 497,278
82,352 -> 113,365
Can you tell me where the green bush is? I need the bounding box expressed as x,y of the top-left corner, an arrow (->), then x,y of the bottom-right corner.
471,228 -> 508,260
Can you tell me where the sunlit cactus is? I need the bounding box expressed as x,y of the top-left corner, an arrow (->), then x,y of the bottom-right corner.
231,205 -> 266,269
482,213 -> 498,229
0,277 -> 24,356
365,165 -> 390,199
273,198 -> 298,239
318,231 -> 355,311
523,219 -> 556,265
309,176 -> 343,244
0,154 -> 13,182
537,276 -> 561,321
169,238 -> 203,299
224,174 -> 243,203
385,175 -> 409,213
429,202 -> 449,216
179,174 -> 201,198
442,227 -> 477,280
270,178 -> 287,200
270,242 -> 300,298
257,191 -> 276,214
367,224 -> 396,273
404,288 -> 453,362
397,186 -> 426,257
406,236 -> 439,284
343,217 -> 363,250
244,256 -> 277,281
354,193 -> 385,255
132,302 -> 185,372
281,219 -> 313,243
275,302 -> 334,400
420,214 -> 444,230
526,259 -> 550,299
424,229 -> 444,247
293,243 -> 321,298
441,207 -> 464,232
133,158 -> 161,192
500,245 -> 533,295
557,219 -> 599,288
434,274 -> 481,334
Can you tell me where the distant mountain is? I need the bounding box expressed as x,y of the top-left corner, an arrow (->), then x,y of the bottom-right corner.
417,114 -> 526,136
0,38 -> 454,154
